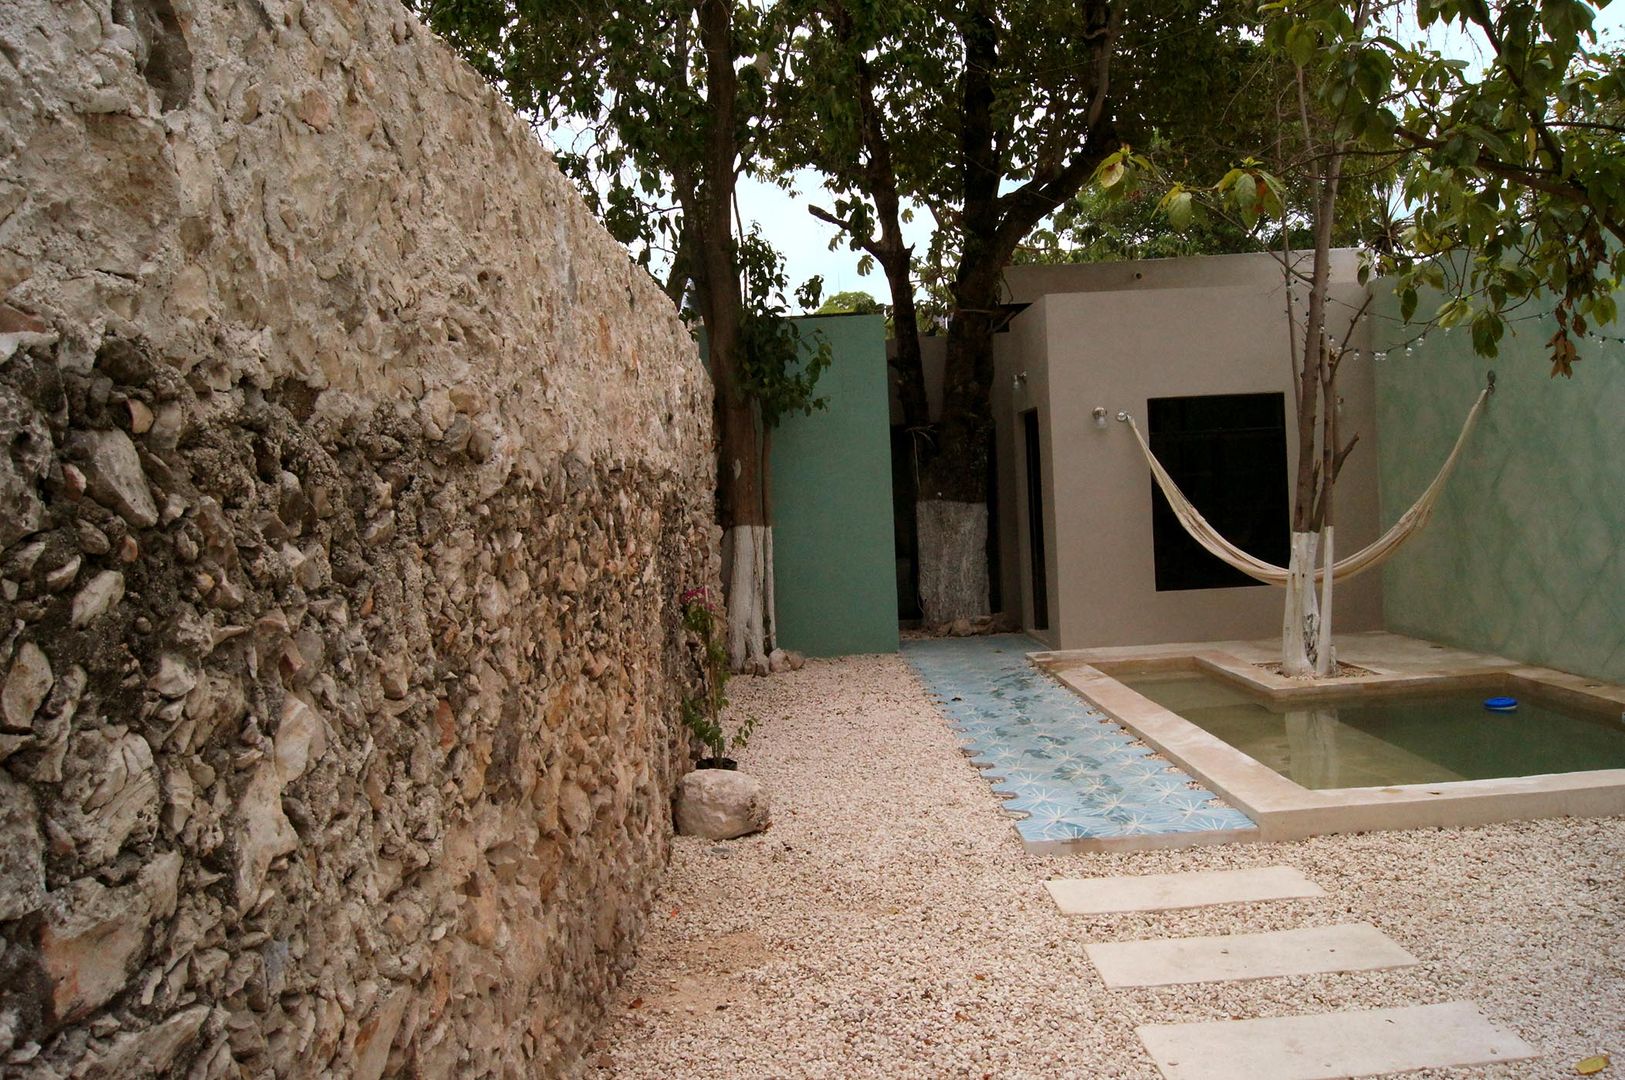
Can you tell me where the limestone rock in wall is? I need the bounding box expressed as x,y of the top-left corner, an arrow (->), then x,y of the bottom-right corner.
38,852 -> 182,1025
0,387 -> 51,548
0,0 -> 719,1074
2,643 -> 52,732
70,429 -> 160,529
0,772 -> 45,921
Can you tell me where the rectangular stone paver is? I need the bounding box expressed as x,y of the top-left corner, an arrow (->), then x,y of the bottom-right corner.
1045,865 -> 1324,915
1137,1001 -> 1538,1080
1086,922 -> 1417,987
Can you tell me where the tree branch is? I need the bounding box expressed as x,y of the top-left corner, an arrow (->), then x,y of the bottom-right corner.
1331,432 -> 1360,483
1392,126 -> 1624,243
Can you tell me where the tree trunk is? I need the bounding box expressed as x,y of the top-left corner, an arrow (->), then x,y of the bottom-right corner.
1281,530 -> 1321,676
846,19 -> 929,435
696,0 -> 774,673
716,376 -> 773,673
915,0 -> 1001,627
916,294 -> 996,624
1282,104 -> 1345,676
876,230 -> 930,626
884,256 -> 929,432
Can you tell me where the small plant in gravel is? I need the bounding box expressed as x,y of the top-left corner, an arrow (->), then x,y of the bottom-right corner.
679,587 -> 757,768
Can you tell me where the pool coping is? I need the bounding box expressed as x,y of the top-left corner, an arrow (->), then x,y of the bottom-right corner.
1032,644 -> 1625,841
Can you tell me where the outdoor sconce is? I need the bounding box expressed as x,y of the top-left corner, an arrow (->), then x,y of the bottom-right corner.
1092,406 -> 1108,428
1012,370 -> 1029,392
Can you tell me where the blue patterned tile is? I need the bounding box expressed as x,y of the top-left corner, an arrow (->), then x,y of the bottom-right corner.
903,635 -> 1255,841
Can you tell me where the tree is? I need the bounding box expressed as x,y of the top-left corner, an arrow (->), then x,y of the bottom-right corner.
1378,0 -> 1624,374
1017,177 -> 1265,265
415,0 -> 823,672
782,0 -> 1259,625
815,290 -> 886,315
1101,0 -> 1624,676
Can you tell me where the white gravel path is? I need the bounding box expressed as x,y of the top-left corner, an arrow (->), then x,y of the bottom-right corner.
583,653 -> 1623,1079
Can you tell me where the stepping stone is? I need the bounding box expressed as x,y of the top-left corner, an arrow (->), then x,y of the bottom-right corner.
1137,1001 -> 1537,1080
1086,922 -> 1417,987
1045,866 -> 1323,915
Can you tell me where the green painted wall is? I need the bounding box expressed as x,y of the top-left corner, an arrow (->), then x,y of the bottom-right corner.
1376,289 -> 1625,682
770,314 -> 899,656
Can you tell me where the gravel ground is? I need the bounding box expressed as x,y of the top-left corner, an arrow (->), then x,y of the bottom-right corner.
583,653 -> 1623,1079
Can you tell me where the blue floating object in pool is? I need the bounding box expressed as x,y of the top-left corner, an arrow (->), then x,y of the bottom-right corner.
1484,696 -> 1519,712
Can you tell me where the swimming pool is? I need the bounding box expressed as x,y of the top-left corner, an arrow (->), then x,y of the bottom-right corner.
1036,639 -> 1625,840
1121,673 -> 1625,790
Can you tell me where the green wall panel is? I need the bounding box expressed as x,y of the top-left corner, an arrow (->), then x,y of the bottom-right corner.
1376,288 -> 1625,682
770,314 -> 899,656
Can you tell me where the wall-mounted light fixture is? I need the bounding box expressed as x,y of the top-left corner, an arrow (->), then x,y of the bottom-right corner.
1012,370 -> 1029,392
1092,406 -> 1108,429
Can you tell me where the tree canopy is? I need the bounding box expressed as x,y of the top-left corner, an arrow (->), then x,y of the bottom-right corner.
814,290 -> 886,315
1102,0 -> 1624,370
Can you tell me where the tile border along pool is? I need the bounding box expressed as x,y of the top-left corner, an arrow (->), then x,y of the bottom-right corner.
903,636 -> 1259,852
1035,631 -> 1625,841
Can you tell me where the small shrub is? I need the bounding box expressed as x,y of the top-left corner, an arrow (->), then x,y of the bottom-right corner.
679,587 -> 757,762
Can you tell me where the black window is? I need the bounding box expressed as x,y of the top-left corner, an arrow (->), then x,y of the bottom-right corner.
1147,392 -> 1289,591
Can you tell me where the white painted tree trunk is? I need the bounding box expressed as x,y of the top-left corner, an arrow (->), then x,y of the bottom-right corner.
916,499 -> 989,625
724,524 -> 774,674
1281,530 -> 1321,678
1315,525 -> 1335,677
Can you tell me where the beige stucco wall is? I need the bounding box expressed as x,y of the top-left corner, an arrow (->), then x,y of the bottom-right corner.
995,251 -> 1384,650
994,300 -> 1052,641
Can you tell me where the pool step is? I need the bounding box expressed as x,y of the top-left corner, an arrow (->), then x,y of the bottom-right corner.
1136,1001 -> 1537,1080
1086,922 -> 1417,987
1045,865 -> 1324,915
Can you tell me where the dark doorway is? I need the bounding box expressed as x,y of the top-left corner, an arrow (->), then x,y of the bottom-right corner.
1147,392 -> 1290,591
890,426 -> 922,621
986,435 -> 1002,616
1021,408 -> 1049,629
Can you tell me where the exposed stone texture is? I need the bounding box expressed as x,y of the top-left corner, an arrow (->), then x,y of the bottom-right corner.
0,774 -> 45,921
2,643 -> 52,732
71,428 -> 160,529
674,770 -> 772,840
0,0 -> 718,1076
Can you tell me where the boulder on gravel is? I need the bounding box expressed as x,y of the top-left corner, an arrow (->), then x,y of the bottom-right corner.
675,769 -> 770,840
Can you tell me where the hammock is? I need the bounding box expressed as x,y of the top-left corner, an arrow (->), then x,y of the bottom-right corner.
1121,386 -> 1491,586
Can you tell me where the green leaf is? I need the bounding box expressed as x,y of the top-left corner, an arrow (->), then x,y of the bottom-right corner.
1436,296 -> 1473,329
1158,187 -> 1195,231
1234,171 -> 1259,228
1400,287 -> 1419,323
1284,24 -> 1315,68
1470,311 -> 1503,357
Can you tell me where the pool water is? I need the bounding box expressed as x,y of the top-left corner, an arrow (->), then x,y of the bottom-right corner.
1121,673 -> 1625,790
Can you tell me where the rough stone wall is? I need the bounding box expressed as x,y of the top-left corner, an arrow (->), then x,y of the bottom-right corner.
0,0 -> 717,1075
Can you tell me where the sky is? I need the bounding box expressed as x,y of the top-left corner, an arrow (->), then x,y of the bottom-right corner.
736,168 -> 934,307
728,5 -> 1625,311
